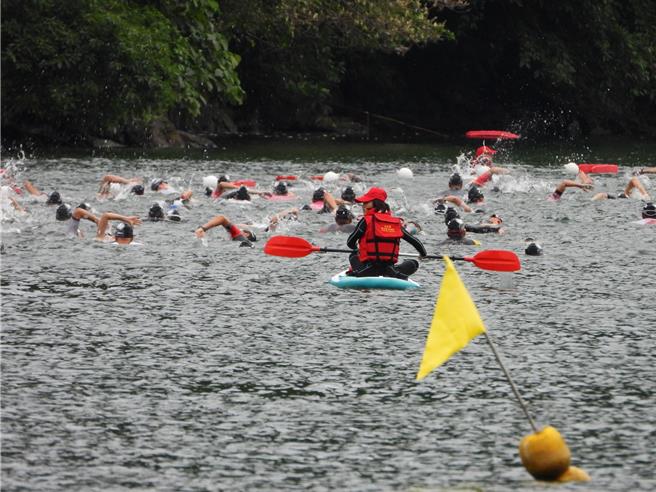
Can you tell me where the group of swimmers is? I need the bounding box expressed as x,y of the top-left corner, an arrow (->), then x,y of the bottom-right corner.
1,146 -> 653,278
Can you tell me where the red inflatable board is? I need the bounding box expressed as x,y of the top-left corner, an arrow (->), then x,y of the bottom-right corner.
577,164 -> 618,174
465,130 -> 520,140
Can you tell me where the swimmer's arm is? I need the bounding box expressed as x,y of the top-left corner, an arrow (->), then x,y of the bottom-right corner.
576,170 -> 594,185
195,215 -> 230,238
637,167 -> 656,174
322,191 -> 338,212
96,213 -> 142,239
9,197 -> 25,212
22,180 -> 45,197
443,195 -> 473,212
555,179 -> 593,194
625,176 -> 650,200
72,208 -> 98,224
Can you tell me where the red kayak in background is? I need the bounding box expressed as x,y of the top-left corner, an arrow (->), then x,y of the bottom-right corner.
577,164 -> 618,174
465,130 -> 520,140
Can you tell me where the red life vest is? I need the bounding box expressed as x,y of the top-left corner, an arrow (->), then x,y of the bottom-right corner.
358,211 -> 403,263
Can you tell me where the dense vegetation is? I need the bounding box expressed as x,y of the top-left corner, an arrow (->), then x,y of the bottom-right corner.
2,0 -> 655,146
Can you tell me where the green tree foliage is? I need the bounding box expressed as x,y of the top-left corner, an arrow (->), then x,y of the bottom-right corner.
218,0 -> 452,129
1,0 -> 242,140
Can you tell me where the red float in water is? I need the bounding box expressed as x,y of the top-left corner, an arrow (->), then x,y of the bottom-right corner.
233,179 -> 257,187
465,130 -> 520,140
275,175 -> 298,181
577,164 -> 618,174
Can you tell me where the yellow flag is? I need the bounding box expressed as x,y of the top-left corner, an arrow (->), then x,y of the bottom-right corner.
416,256 -> 486,381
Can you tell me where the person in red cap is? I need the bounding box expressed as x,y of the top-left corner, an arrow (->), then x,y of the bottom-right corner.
471,145 -> 496,167
346,187 -> 426,279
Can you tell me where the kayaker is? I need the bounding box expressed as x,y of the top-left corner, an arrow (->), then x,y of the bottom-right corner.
95,212 -> 142,244
346,187 -> 426,279
55,202 -> 98,238
319,205 -> 355,233
194,214 -> 256,246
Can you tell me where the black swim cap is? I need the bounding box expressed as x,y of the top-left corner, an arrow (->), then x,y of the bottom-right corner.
434,203 -> 447,215
468,186 -> 484,203
77,202 -> 91,211
218,175 -> 229,183
444,206 -> 460,225
244,229 -> 257,242
312,187 -> 325,202
149,203 -> 164,220
114,222 -> 133,238
341,186 -> 355,202
274,182 -> 288,195
642,202 -> 656,219
235,186 -> 250,201
56,203 -> 72,221
449,173 -> 463,187
150,179 -> 164,191
205,187 -> 213,197
131,184 -> 144,195
335,205 -> 353,224
525,242 -> 543,256
447,218 -> 466,239
47,191 -> 62,205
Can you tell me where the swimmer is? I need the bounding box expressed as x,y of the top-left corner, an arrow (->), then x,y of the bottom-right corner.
319,205 -> 356,233
635,202 -> 656,225
591,176 -> 650,201
432,173 -> 473,212
549,170 -> 593,200
339,186 -> 356,205
264,207 -> 300,232
22,180 -> 62,204
471,146 -> 496,167
98,174 -> 143,198
56,202 -> 98,238
635,167 -> 656,175
95,213 -> 142,244
194,215 -> 257,247
150,178 -> 178,195
466,186 -> 485,207
465,214 -> 505,234
148,202 -> 182,222
470,166 -> 510,188
305,188 -> 338,212
438,218 -> 481,246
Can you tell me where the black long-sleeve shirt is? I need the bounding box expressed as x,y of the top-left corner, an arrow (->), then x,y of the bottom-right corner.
347,217 -> 427,257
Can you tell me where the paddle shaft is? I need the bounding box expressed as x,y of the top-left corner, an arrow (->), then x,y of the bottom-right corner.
317,248 -> 461,261
484,332 -> 538,432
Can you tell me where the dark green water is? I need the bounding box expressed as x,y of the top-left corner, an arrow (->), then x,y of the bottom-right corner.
1,139 -> 655,491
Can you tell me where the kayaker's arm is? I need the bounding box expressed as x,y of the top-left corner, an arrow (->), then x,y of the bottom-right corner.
402,227 -> 427,256
346,218 -> 366,249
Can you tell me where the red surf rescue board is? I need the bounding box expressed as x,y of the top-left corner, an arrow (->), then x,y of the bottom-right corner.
465,130 -> 520,140
577,164 -> 618,174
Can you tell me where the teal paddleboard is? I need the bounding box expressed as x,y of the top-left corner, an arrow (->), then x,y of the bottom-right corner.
329,271 -> 420,290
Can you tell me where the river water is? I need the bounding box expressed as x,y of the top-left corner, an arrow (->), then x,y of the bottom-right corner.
1,139 -> 655,491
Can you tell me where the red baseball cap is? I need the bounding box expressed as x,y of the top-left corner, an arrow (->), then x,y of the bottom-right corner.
475,145 -> 497,157
355,187 -> 387,203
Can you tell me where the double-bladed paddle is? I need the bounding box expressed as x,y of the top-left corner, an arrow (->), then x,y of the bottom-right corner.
264,235 -> 521,272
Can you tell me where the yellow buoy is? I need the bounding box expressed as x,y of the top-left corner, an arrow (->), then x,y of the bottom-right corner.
557,466 -> 591,482
519,426 -> 571,481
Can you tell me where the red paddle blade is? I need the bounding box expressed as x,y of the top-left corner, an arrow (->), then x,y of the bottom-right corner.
264,235 -> 318,258
464,250 -> 521,272
465,130 -> 520,140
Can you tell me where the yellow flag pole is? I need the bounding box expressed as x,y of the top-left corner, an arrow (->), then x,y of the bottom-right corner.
483,332 -> 538,432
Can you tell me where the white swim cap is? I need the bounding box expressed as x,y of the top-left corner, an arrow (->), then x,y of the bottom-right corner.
203,175 -> 218,189
397,167 -> 413,179
564,162 -> 579,175
323,171 -> 339,182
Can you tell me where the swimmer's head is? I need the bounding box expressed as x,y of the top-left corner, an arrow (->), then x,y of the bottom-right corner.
114,222 -> 134,244
525,242 -> 543,256
205,187 -> 213,197
434,202 -> 447,215
148,203 -> 165,220
77,202 -> 91,211
468,186 -> 484,203
447,218 -> 466,239
150,179 -> 164,191
131,184 -> 145,195
312,187 -> 325,202
335,205 -> 353,225
642,202 -> 656,219
444,206 -> 460,225
166,209 -> 181,222
448,173 -> 463,189
56,203 -> 72,221
47,191 -> 62,205
217,175 -> 230,184
341,186 -> 355,202
274,181 -> 288,195
235,186 -> 250,201
243,229 -> 257,242
489,214 -> 503,225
